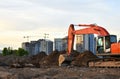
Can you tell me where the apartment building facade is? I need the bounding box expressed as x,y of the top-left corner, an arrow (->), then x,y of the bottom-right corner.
22,39 -> 53,55
54,36 -> 68,51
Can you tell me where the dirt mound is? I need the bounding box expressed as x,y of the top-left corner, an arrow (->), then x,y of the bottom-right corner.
0,55 -> 22,65
71,51 -> 98,67
39,50 -> 97,67
30,52 -> 47,67
70,50 -> 80,59
9,52 -> 47,68
40,51 -> 66,67
0,52 -> 47,68
0,50 -> 98,67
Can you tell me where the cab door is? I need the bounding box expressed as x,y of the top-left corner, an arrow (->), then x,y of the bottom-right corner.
97,35 -> 117,54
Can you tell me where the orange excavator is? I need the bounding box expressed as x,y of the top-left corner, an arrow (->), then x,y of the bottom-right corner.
59,24 -> 120,67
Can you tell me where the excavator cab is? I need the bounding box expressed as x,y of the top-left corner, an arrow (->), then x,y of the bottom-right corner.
97,35 -> 117,54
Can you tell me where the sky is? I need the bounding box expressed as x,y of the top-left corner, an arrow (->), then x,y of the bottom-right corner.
0,0 -> 120,50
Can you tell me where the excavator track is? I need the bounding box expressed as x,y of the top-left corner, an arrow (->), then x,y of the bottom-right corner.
88,58 -> 120,68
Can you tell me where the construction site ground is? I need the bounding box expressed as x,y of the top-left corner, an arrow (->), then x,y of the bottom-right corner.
0,66 -> 120,79
0,51 -> 120,79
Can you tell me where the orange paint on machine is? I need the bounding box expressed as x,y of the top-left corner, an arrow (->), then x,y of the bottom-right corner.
111,43 -> 120,54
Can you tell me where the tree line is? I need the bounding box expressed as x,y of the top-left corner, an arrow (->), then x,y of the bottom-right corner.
2,47 -> 28,56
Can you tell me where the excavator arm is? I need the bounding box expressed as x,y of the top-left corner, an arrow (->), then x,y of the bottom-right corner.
68,24 -> 109,55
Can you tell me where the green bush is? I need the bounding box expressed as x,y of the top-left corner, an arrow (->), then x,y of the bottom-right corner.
16,48 -> 28,56
2,47 -> 28,56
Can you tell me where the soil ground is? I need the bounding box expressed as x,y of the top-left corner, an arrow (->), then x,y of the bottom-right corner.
0,66 -> 120,79
0,51 -> 120,79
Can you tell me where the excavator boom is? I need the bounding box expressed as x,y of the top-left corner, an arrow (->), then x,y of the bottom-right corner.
68,24 -> 109,55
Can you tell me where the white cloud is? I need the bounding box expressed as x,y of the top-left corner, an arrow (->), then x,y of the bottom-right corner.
0,0 -> 120,49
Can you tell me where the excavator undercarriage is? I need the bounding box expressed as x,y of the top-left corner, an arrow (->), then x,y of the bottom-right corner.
59,53 -> 120,68
88,53 -> 120,68
88,58 -> 120,68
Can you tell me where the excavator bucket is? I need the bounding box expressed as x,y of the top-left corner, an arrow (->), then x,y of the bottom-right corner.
58,54 -> 73,66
